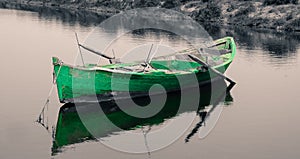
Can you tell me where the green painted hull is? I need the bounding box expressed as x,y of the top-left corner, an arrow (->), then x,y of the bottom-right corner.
53,37 -> 236,103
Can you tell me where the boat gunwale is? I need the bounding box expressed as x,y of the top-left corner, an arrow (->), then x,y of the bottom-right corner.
53,37 -> 236,75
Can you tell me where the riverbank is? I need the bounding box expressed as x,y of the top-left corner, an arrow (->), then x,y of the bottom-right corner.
0,0 -> 299,31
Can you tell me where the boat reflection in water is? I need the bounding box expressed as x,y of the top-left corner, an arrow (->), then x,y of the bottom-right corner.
52,79 -> 234,155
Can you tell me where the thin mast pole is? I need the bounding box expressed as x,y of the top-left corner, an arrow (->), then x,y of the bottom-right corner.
75,32 -> 85,66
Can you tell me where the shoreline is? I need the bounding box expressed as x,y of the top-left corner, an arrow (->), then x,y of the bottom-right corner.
0,0 -> 299,32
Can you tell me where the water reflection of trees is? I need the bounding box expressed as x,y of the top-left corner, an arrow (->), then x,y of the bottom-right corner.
18,6 -> 107,26
205,24 -> 300,59
18,6 -> 299,60
39,8 -> 108,26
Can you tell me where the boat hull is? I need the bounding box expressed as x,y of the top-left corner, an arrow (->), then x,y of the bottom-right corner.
53,37 -> 236,103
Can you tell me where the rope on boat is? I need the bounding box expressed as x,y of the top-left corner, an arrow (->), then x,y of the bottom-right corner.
36,63 -> 63,133
142,126 -> 152,158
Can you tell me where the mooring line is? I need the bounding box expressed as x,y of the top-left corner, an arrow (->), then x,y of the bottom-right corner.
142,126 -> 152,158
36,63 -> 62,133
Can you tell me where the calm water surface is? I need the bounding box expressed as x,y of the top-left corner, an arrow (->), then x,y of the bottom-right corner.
0,8 -> 300,159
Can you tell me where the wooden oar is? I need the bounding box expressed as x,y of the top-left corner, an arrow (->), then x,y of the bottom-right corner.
145,44 -> 154,64
79,43 -> 115,60
208,41 -> 227,48
142,44 -> 154,72
188,54 -> 236,85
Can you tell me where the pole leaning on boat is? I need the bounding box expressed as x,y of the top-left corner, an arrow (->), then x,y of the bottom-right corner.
188,54 -> 236,86
78,44 -> 115,60
75,32 -> 85,66
75,33 -> 115,64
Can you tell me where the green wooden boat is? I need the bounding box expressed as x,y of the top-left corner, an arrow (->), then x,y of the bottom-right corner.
52,37 -> 236,103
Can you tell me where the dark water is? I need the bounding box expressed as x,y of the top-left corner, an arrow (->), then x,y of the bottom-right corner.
1,8 -> 300,159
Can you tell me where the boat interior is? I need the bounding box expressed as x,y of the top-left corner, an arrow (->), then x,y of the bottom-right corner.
100,38 -> 233,73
